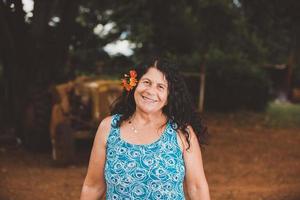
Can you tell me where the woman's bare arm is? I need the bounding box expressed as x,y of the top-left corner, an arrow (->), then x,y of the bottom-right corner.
80,116 -> 111,200
180,126 -> 211,200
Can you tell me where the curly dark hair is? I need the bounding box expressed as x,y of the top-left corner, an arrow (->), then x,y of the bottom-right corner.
110,58 -> 208,149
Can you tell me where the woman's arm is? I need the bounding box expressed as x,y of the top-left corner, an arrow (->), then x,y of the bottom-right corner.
80,116 -> 112,200
179,126 -> 211,200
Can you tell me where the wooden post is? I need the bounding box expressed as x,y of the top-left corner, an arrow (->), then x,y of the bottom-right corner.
198,57 -> 207,112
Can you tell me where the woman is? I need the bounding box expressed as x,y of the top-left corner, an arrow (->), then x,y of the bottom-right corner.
80,58 -> 210,199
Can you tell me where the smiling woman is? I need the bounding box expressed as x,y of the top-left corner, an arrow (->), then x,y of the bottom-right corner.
134,67 -> 169,114
80,58 -> 210,200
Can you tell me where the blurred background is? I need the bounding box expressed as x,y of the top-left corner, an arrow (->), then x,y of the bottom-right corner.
0,0 -> 300,199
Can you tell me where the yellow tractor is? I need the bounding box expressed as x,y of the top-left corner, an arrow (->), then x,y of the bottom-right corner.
49,76 -> 122,165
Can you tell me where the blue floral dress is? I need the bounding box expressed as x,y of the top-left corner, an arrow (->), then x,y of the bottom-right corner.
104,114 -> 185,200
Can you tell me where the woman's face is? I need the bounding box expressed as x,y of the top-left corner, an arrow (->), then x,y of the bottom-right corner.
134,67 -> 168,114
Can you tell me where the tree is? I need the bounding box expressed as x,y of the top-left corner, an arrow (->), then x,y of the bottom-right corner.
240,0 -> 300,96
0,0 -> 80,149
1,0 -> 299,147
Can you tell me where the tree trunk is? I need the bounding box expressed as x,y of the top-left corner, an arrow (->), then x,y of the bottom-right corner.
0,0 -> 80,149
0,0 -> 29,133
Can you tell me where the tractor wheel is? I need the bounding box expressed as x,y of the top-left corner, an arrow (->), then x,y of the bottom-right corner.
52,122 -> 75,166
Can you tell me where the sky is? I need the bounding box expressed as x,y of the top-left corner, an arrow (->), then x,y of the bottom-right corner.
21,0 -> 133,57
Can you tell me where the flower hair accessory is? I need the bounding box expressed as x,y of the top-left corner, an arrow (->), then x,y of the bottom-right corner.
122,70 -> 138,91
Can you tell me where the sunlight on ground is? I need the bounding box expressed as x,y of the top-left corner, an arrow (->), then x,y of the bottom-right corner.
266,102 -> 300,128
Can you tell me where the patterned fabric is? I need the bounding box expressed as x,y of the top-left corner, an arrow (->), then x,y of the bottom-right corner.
104,114 -> 185,200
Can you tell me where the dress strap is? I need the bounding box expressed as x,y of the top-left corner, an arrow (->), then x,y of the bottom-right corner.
165,120 -> 184,152
111,114 -> 120,128
106,114 -> 121,145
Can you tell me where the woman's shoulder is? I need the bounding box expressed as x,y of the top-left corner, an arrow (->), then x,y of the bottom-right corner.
95,115 -> 119,145
99,115 -> 113,128
99,114 -> 122,130
176,125 -> 197,152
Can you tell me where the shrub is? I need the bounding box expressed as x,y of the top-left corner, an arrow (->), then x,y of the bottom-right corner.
204,50 -> 272,111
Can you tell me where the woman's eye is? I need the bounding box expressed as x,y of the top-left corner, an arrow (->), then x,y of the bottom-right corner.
143,80 -> 150,85
158,85 -> 165,90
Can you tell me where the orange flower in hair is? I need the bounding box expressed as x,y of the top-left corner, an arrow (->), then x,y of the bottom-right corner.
122,70 -> 138,91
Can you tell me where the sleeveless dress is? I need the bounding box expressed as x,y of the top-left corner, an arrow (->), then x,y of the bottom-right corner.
104,114 -> 185,200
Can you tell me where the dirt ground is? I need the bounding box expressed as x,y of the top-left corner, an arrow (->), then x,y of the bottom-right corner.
1,112 -> 300,200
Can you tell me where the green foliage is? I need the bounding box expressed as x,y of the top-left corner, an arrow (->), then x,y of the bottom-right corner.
3,0 -> 299,116
239,0 -> 299,64
100,0 -> 238,61
205,49 -> 272,111
67,0 -> 300,77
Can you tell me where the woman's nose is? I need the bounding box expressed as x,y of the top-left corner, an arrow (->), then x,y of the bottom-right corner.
145,85 -> 156,95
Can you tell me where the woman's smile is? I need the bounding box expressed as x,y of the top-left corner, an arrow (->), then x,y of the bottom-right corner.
141,95 -> 158,103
